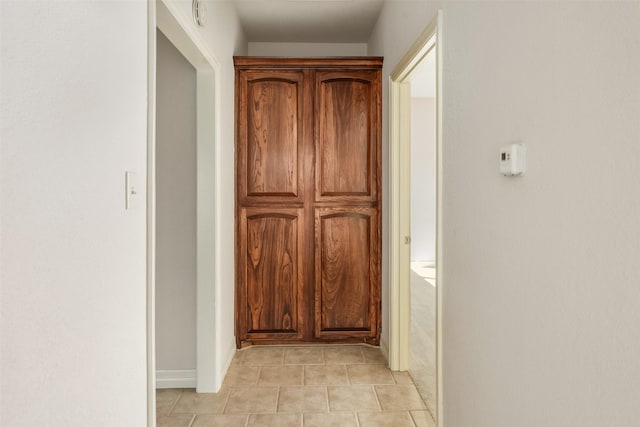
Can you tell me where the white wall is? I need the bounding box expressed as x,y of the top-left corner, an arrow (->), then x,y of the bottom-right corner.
160,0 -> 247,388
410,97 -> 436,262
369,1 -> 640,426
1,0 -> 247,423
367,0 -> 442,364
248,42 -> 367,56
0,1 -> 148,425
155,29 -> 197,372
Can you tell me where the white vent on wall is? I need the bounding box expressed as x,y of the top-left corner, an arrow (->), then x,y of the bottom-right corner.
192,0 -> 206,26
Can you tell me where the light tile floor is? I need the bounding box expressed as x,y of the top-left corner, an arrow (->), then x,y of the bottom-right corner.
157,345 -> 435,427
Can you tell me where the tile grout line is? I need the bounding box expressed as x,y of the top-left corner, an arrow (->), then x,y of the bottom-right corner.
345,364 -> 352,386
219,386 -> 232,415
408,410 -> 419,427
274,386 -> 281,414
324,385 -> 330,413
372,384 -> 384,411
167,390 -> 183,415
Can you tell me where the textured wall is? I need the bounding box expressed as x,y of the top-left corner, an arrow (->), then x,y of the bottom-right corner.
369,1 -> 640,426
248,42 -> 367,56
157,0 -> 247,389
1,1 -> 148,425
155,29 -> 197,372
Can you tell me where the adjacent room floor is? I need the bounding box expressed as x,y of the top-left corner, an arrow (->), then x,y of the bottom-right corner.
157,345 -> 434,427
409,261 -> 437,420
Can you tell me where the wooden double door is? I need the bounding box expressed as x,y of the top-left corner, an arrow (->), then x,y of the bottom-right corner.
234,57 -> 382,347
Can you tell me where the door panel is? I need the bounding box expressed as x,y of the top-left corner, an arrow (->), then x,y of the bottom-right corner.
315,207 -> 379,338
235,58 -> 382,347
315,71 -> 379,203
237,71 -> 304,204
238,208 -> 304,340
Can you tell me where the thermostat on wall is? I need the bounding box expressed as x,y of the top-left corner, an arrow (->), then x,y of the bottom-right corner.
500,143 -> 526,176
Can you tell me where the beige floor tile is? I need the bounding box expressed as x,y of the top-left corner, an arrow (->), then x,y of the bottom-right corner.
392,371 -> 414,384
158,345 -> 429,426
284,347 -> 324,365
303,365 -> 349,385
346,364 -> 395,384
192,414 -> 248,427
229,350 -> 245,365
277,386 -> 328,413
323,346 -> 364,364
361,346 -> 387,364
327,385 -> 379,411
375,385 -> 427,411
242,347 -> 285,365
247,413 -> 302,427
258,365 -> 304,386
223,365 -> 260,387
411,410 -> 437,427
303,412 -> 359,427
357,411 -> 414,427
172,389 -> 229,414
157,414 -> 195,427
156,388 -> 183,416
224,387 -> 278,414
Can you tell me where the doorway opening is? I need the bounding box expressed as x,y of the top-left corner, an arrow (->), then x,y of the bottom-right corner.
389,10 -> 443,427
148,0 -> 221,424
407,48 -> 437,418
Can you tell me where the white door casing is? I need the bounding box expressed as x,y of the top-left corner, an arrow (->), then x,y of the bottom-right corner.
388,10 -> 443,427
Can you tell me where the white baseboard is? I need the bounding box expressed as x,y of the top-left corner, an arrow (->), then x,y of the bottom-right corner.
156,369 -> 196,389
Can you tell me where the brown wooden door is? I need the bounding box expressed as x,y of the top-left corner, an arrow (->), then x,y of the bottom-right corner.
314,207 -> 379,340
235,58 -> 382,347
238,208 -> 304,341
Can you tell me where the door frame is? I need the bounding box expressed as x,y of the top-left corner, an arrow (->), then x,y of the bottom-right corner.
388,10 -> 443,425
147,0 -> 222,424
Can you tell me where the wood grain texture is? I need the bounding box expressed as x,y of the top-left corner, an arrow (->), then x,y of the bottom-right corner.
237,71 -> 304,204
315,71 -> 380,203
318,77 -> 370,195
235,58 -> 382,347
234,57 -> 383,69
314,207 -> 379,339
238,208 -> 304,341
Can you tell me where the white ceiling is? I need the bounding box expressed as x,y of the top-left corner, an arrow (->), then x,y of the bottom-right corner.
233,0 -> 386,43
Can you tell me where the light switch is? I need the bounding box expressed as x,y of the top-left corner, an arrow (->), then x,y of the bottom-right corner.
125,171 -> 138,210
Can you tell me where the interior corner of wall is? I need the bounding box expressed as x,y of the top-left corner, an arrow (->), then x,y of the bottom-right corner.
215,335 -> 237,391
379,336 -> 390,364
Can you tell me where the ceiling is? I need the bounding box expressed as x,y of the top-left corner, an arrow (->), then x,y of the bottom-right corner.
233,0 -> 386,43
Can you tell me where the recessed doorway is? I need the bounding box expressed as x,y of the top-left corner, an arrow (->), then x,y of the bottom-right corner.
148,0 -> 221,424
389,10 -> 443,427
407,46 -> 437,417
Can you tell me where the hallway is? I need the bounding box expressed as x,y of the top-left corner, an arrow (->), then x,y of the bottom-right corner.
157,345 -> 433,427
